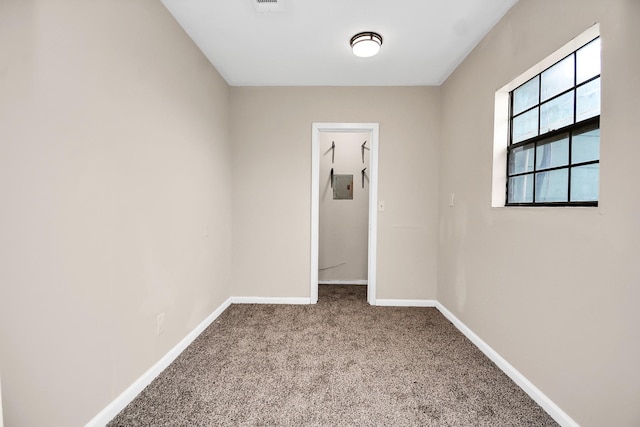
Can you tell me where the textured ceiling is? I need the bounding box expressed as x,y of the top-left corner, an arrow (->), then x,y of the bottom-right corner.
161,0 -> 519,86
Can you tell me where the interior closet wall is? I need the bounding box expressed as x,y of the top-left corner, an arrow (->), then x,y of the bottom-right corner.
318,132 -> 370,283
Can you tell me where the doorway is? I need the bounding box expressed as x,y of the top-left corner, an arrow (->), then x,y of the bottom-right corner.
310,123 -> 379,305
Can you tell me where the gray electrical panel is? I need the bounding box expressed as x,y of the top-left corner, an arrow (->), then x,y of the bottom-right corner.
333,174 -> 353,200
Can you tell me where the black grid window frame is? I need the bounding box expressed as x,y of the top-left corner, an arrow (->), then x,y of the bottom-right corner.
506,37 -> 600,207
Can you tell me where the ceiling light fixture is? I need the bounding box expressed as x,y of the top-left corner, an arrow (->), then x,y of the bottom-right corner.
350,32 -> 383,58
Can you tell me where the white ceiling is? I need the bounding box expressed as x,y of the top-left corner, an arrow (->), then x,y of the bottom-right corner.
161,0 -> 519,86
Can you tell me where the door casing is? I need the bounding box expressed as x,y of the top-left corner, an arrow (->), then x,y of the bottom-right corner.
310,123 -> 379,304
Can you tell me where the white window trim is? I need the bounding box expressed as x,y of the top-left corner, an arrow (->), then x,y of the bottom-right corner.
492,23 -> 601,207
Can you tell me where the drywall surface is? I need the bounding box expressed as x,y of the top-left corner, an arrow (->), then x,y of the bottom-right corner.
0,1 -> 232,425
438,0 -> 640,425
319,132 -> 370,282
230,87 -> 440,300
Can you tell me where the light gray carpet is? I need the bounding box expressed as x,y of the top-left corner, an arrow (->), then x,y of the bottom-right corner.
108,285 -> 557,426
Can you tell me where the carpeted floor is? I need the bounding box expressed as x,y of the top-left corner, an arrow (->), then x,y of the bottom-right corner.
108,285 -> 557,426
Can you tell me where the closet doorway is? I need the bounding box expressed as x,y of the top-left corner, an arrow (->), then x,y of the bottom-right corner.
310,123 -> 379,305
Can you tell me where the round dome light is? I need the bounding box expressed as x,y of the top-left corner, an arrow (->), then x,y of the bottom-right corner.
350,32 -> 383,58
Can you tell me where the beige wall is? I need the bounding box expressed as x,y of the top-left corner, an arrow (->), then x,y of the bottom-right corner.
0,1 -> 232,426
319,132 -> 370,282
438,0 -> 640,425
5,0 -> 636,425
230,87 -> 440,300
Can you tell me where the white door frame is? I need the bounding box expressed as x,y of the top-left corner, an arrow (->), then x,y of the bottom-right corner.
310,123 -> 379,305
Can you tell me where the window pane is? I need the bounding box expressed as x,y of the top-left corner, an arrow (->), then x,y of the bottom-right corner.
509,144 -> 535,175
535,169 -> 568,202
576,77 -> 600,122
508,175 -> 533,203
536,134 -> 569,170
577,38 -> 601,84
541,55 -> 575,101
540,91 -> 574,133
571,164 -> 599,201
513,76 -> 539,115
512,108 -> 538,143
572,127 -> 600,164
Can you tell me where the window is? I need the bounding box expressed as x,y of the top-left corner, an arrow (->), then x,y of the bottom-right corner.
506,37 -> 600,206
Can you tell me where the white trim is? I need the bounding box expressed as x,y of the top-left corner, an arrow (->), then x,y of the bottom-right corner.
310,126 -> 320,304
230,296 -> 311,305
311,123 -> 379,306
85,297 -> 233,427
492,23 -> 600,208
376,299 -> 437,307
318,280 -> 368,285
435,302 -> 579,427
366,124 -> 379,306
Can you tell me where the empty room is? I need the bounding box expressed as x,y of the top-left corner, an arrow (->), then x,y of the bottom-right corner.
0,0 -> 638,426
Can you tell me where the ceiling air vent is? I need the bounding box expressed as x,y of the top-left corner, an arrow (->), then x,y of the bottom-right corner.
254,0 -> 283,13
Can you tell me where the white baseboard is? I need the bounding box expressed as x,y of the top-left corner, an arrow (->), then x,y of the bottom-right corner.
318,280 -> 368,285
376,299 -> 437,307
87,295 -> 576,427
435,302 -> 579,427
230,296 -> 311,305
85,297 -> 233,427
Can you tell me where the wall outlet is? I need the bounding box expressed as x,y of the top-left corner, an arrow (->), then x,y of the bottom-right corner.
156,313 -> 165,336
